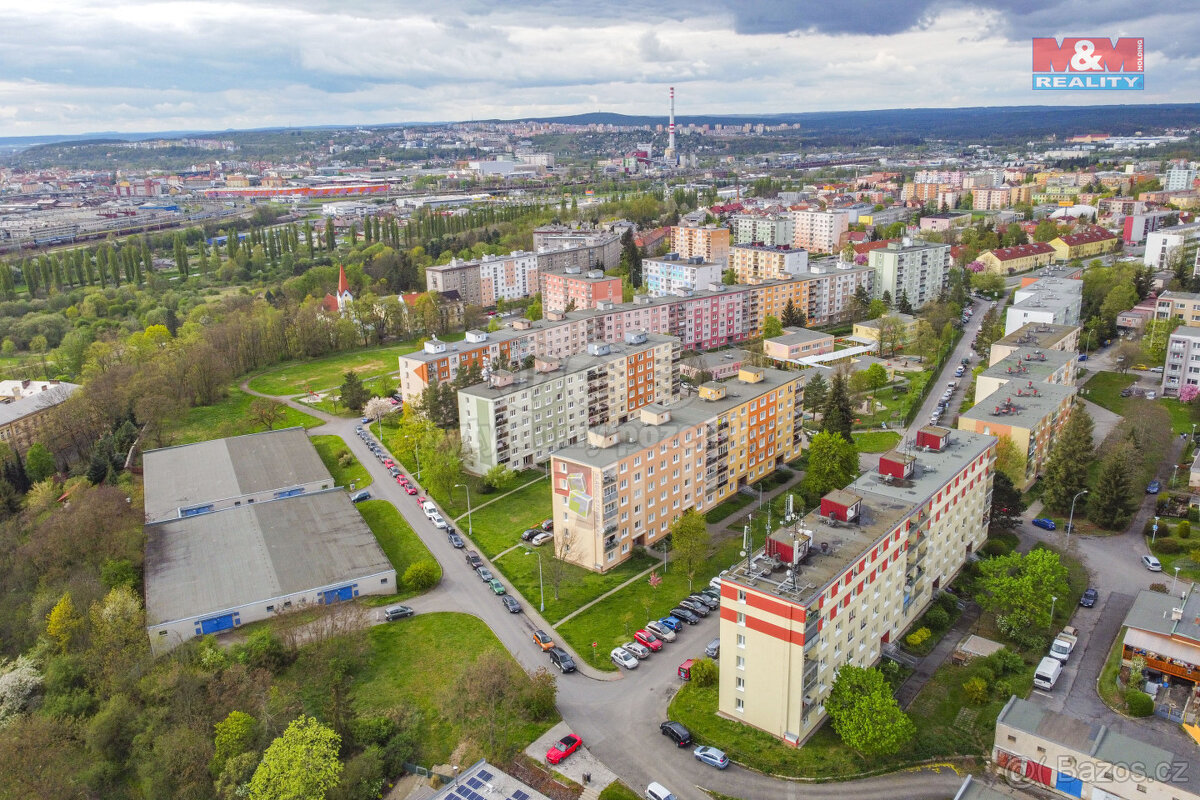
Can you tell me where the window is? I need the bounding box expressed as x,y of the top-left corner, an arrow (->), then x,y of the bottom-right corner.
735,698 -> 744,712
737,612 -> 746,626
737,634 -> 746,648
736,656 -> 745,670
735,677 -> 745,691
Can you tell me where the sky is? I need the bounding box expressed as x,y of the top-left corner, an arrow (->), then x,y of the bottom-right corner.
0,0 -> 1196,137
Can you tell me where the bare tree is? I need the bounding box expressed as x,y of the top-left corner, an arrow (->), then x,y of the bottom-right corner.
545,527 -> 578,601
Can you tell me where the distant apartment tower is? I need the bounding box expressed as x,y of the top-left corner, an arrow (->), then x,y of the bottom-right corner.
1163,325 -> 1200,395
424,252 -> 538,307
1144,222 -> 1200,273
642,254 -> 724,297
791,209 -> 850,254
671,225 -> 730,265
1004,276 -> 1083,335
867,239 -> 951,309
1165,165 -> 1198,192
728,243 -> 809,284
533,226 -> 622,272
548,367 -> 804,572
972,186 -> 1012,211
540,268 -> 623,313
425,259 -> 483,306
732,214 -> 795,247
458,333 -> 680,474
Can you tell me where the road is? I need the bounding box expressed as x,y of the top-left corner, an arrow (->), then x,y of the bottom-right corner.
244,382 -> 964,800
902,296 -> 990,440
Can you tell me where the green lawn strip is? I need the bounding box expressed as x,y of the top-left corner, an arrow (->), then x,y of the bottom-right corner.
492,550 -> 656,625
1080,371 -> 1136,415
311,434 -> 372,489
1161,396 -> 1194,434
852,431 -> 902,453
461,477 -> 552,557
1145,525 -> 1200,582
356,499 -> 441,595
247,335 -> 465,396
166,388 -> 322,445
352,613 -> 558,764
704,492 -> 756,523
597,782 -> 641,800
555,538 -> 743,671
1098,627 -> 1130,713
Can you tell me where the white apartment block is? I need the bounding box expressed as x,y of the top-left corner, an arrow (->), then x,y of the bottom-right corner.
478,251 -> 539,306
791,209 -> 850,254
733,214 -> 795,247
717,426 -> 995,743
1165,165 -> 1198,192
867,239 -> 952,309
643,255 -> 724,297
1004,276 -> 1083,335
1163,325 -> 1200,395
1144,222 -> 1200,273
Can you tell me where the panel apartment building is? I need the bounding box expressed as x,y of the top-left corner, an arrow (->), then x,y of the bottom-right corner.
1144,222 -> 1200,273
729,243 -> 809,284
643,254 -> 724,296
540,268 -> 623,313
671,224 -> 730,264
716,426 -> 996,743
424,251 -> 539,307
791,209 -> 850,254
533,225 -> 622,273
548,367 -> 804,572
1162,325 -> 1200,395
458,333 -> 680,474
732,214 -> 794,247
868,239 -> 952,310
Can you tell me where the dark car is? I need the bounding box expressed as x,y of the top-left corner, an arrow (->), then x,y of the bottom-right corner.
1120,388 -> 1133,397
660,720 -> 693,747
448,533 -> 465,549
1031,517 -> 1056,531
677,599 -> 710,617
465,550 -> 483,569
501,595 -> 521,613
689,593 -> 719,610
548,647 -> 576,673
520,528 -> 542,542
1080,588 -> 1098,608
670,607 -> 700,625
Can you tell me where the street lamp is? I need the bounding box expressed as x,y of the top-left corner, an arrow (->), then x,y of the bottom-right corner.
1050,595 -> 1057,627
1173,566 -> 1182,595
1153,516 -> 1160,544
454,483 -> 474,538
525,548 -> 545,612
1172,463 -> 1181,489
1067,489 -> 1088,542
413,445 -> 422,481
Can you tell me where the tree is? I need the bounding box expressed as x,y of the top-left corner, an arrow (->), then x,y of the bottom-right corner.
970,271 -> 1005,297
483,464 -> 516,492
913,320 -> 940,362
249,397 -> 286,431
802,431 -> 859,500
403,560 -> 440,591
24,442 -> 56,484
990,472 -> 1026,532
1112,340 -> 1143,373
1033,219 -> 1060,242
362,396 -> 394,424
975,549 -> 1069,637
804,373 -> 827,414
721,268 -> 737,286
45,592 -> 83,653
896,290 -> 913,315
864,363 -> 889,401
993,435 -> 1026,488
875,314 -> 906,357
1088,441 -> 1137,529
526,298 -> 543,322
338,371 -> 370,413
866,299 -> 888,320
762,315 -> 783,339
248,716 -> 342,800
670,510 -> 710,592
820,374 -> 854,443
212,710 -> 258,778
1040,406 -> 1095,513
781,298 -> 806,328
825,665 -> 915,757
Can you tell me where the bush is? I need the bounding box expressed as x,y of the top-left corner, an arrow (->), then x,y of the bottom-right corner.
403,560 -> 440,591
992,679 -> 1012,699
925,606 -> 950,631
1156,538 -> 1182,555
1178,521 -> 1191,539
984,647 -> 1026,677
981,540 -> 1011,557
1158,522 -> 1173,538
1149,583 -> 1168,594
1189,507 -> 1198,523
937,591 -> 959,613
1126,690 -> 1155,717
906,627 -> 931,649
962,676 -> 989,705
690,658 -> 718,687
337,451 -> 353,468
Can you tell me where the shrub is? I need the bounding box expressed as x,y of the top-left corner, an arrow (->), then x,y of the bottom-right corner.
1178,521 -> 1191,539
1126,690 -> 1155,717
690,658 -> 718,687
1191,549 -> 1200,565
992,679 -> 1012,699
403,560 -> 440,591
1158,521 -> 1173,538
1149,583 -> 1168,594
1189,507 -> 1198,523
906,627 -> 931,649
962,676 -> 989,704
937,591 -> 959,613
981,540 -> 1010,557
985,647 -> 1026,677
1156,538 -> 1182,555
338,451 -> 353,468
925,606 -> 950,631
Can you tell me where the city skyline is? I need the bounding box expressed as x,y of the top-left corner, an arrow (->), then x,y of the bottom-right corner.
1,0 -> 1196,137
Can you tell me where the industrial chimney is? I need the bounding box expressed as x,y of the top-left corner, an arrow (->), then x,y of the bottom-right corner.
666,86 -> 677,165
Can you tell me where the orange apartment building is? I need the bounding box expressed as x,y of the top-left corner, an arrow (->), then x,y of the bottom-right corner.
540,268 -> 624,313
672,224 -> 731,264
729,243 -> 809,283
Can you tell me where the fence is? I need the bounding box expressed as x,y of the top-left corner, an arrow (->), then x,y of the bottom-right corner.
404,763 -> 455,783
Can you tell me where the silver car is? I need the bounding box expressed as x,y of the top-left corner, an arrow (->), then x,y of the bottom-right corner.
623,641 -> 651,659
646,620 -> 676,642
611,647 -> 639,670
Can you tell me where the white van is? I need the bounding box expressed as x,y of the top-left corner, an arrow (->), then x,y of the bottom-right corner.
1033,656 -> 1063,690
645,783 -> 677,800
422,500 -> 438,518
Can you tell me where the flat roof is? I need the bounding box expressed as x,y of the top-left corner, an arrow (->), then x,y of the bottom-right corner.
1169,325 -> 1200,342
143,428 -> 331,523
730,242 -> 806,254
855,313 -> 916,330
980,347 -> 1073,382
960,382 -> 1076,427
1159,290 -> 1200,302
145,490 -> 393,626
767,327 -> 834,346
428,760 -> 552,800
0,382 -> 78,427
1123,585 -> 1200,643
994,322 -> 1079,350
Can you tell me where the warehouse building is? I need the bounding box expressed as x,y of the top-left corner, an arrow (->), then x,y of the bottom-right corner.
143,429 -> 396,653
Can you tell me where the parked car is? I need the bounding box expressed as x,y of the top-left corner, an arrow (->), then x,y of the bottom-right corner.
611,647 -> 639,670
532,630 -> 555,651
1143,554 -> 1163,572
1033,656 -> 1063,690
635,629 -> 664,651
546,734 -> 581,765
501,595 -> 521,613
700,587 -> 721,603
645,783 -> 677,800
657,616 -> 683,632
1147,480 -> 1161,494
531,531 -> 553,546
1120,388 -> 1133,397
677,599 -> 709,617
540,518 -> 554,531
389,467 -> 401,477
488,579 -> 506,595
448,533 -> 465,549
670,607 -> 700,624
430,513 -> 448,529
1031,517 -> 1056,530
520,528 -> 541,541
465,550 -> 483,569
646,621 -> 677,641
623,641 -> 652,659
1080,588 -> 1098,608
383,605 -> 414,621
404,485 -> 418,495
689,593 -> 719,610
476,567 -> 494,581
659,721 -> 692,747
350,490 -> 371,503
693,746 -> 729,770
548,646 -> 576,673
705,638 -> 720,658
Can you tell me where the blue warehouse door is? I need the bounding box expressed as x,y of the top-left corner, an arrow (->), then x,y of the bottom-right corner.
1055,772 -> 1082,798
322,585 -> 356,604
199,614 -> 236,634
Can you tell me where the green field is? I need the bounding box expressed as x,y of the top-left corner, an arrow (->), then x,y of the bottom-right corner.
852,430 -> 902,453
492,549 -> 657,624
356,499 -> 441,595
247,334 -> 464,396
703,492 -> 756,523
1083,370 -> 1195,434
165,389 -> 322,445
460,477 -> 552,557
555,538 -> 743,671
311,434 -> 372,489
353,613 -> 558,764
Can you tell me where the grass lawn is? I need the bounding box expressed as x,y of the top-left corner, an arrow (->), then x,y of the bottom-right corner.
492,549 -> 657,624
1098,627 -> 1130,713
356,499 -> 441,595
460,477 -> 552,557
247,335 -> 465,396
853,431 -> 902,453
352,612 -> 558,764
311,435 -> 372,489
1145,524 -> 1200,582
165,388 -> 322,445
555,538 -> 744,671
1079,371 -> 1137,416
598,783 -> 641,800
704,492 -> 756,524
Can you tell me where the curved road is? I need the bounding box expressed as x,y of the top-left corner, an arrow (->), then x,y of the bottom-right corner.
242,381 -> 966,799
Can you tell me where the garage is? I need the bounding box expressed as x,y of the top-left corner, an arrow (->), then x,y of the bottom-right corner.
322,585 -> 358,604
198,613 -> 236,634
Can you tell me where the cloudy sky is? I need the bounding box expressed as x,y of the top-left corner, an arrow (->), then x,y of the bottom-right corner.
0,0 -> 1195,136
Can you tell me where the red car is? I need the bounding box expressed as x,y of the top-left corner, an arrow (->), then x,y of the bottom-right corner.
546,734 -> 581,765
383,459 -> 394,468
634,629 -> 663,652
404,485 -> 418,495
395,473 -> 407,483
416,496 -> 427,504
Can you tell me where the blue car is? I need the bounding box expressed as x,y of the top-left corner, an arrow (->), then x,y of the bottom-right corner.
658,616 -> 683,632
1147,480 -> 1161,494
694,746 -> 730,769
1032,517 -> 1056,531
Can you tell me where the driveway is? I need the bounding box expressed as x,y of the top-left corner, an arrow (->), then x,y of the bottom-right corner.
904,297 -> 990,439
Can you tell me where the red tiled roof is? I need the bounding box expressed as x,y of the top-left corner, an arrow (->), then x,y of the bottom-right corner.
321,293 -> 339,313
1057,226 -> 1117,246
853,238 -> 898,255
986,242 -> 1055,262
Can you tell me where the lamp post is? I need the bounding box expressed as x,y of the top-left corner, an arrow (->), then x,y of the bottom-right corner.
1067,489 -> 1088,543
1153,516 -> 1160,544
413,444 -> 422,481
1172,463 -> 1180,489
1050,595 -> 1057,627
454,483 -> 473,538
1173,566 -> 1182,595
525,548 -> 544,612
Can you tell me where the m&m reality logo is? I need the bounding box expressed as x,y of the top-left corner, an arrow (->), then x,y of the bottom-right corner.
1032,37 -> 1144,90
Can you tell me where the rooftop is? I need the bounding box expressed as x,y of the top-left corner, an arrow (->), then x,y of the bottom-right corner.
979,347 -> 1074,383
854,313 -> 916,331
766,327 -> 834,346
0,381 -> 78,428
1160,291 -> 1200,303
959,381 -> 1076,427
994,322 -> 1079,351
1169,325 -> 1200,342
681,349 -> 752,371
145,489 -> 393,626
730,242 -> 805,254
871,239 -> 950,256
1123,585 -> 1200,644
1055,225 -> 1118,246
428,760 -> 551,800
143,428 -> 332,523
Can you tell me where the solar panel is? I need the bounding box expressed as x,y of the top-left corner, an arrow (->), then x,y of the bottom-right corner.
467,779 -> 482,789
478,770 -> 494,781
455,788 -> 470,798
513,791 -> 530,800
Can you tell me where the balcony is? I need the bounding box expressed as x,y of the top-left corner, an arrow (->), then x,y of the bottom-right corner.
604,535 -> 618,550
604,522 -> 618,536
